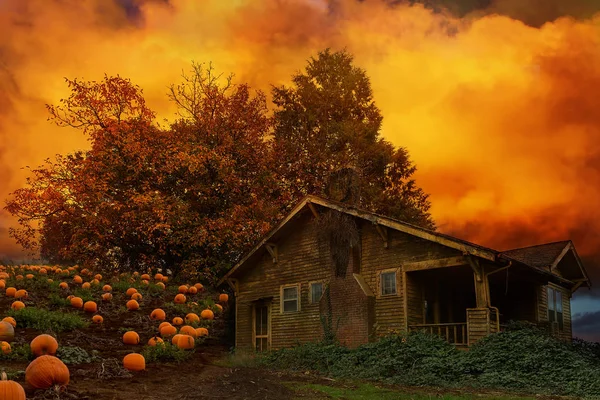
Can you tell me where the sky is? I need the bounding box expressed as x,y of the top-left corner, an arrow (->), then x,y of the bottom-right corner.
0,0 -> 600,340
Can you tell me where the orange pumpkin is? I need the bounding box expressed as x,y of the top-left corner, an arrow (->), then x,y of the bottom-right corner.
126,288 -> 138,297
0,280 -> 5,289
39,268 -> 47,274
215,304 -> 223,313
185,313 -> 199,324
131,292 -> 143,301
178,285 -> 188,294
5,287 -> 16,297
154,273 -> 164,281
150,309 -> 166,321
147,336 -> 164,347
94,274 -> 102,281
156,282 -> 165,290
187,286 -> 198,295
126,300 -> 139,311
102,285 -> 112,292
59,282 -> 69,289
141,279 -> 149,285
14,289 -> 27,299
1,341 -> 11,354
73,275 -> 83,284
0,371 -> 26,400
122,331 -> 140,345
83,301 -> 98,313
159,324 -> 177,337
161,276 -> 168,283
70,297 -> 84,308
81,282 -> 91,289
30,334 -> 59,357
92,315 -> 103,324
172,317 -> 184,326
2,317 -> 16,328
179,325 -> 198,338
11,301 -> 25,311
123,353 -> 145,371
200,309 -> 214,320
141,274 -> 150,281
25,355 -> 70,389
174,294 -> 186,304
219,293 -> 229,303
194,282 -> 204,290
171,334 -> 182,345
90,279 -> 100,285
176,334 -> 195,350
101,293 -> 113,301
158,321 -> 173,330
26,274 -> 34,279
196,327 -> 209,337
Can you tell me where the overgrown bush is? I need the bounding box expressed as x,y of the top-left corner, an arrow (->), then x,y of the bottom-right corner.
7,307 -> 89,332
260,326 -> 600,397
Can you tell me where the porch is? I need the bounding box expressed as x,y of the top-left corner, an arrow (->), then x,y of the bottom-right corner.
404,258 -> 539,346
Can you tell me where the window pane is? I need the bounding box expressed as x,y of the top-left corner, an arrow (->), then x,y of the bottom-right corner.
311,283 -> 323,303
548,309 -> 556,322
547,287 -> 555,311
556,291 -> 563,312
382,272 -> 396,295
283,287 -> 297,300
557,311 -> 564,330
255,308 -> 262,336
283,299 -> 298,312
261,307 -> 268,333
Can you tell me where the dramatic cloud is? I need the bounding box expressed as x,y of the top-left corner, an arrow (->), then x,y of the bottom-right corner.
0,0 -> 599,310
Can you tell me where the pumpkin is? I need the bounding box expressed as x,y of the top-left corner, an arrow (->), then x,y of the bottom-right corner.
14,289 -> 27,299
47,279 -> 54,283
59,282 -> 68,289
219,293 -> 229,303
179,325 -> 198,338
126,288 -> 138,297
185,313 -> 199,324
15,275 -> 23,280
70,297 -> 84,308
81,282 -> 91,289
123,353 -> 145,371
158,321 -> 172,330
0,280 -> 5,289
176,334 -> 195,350
159,324 -> 177,337
40,268 -> 47,274
102,285 -> 112,292
171,334 -> 183,345
172,317 -> 183,326
141,279 -> 149,285
161,276 -> 169,283
26,274 -> 34,279
101,293 -> 113,301
11,301 -> 25,311
147,336 -> 164,346
90,279 -> 100,285
131,292 -> 143,301
196,327 -> 209,337
200,309 -> 214,320
25,355 -> 70,389
126,300 -> 139,311
178,285 -> 188,294
174,294 -> 186,304
1,341 -> 11,354
0,371 -> 26,400
94,274 -> 102,281
141,274 -> 150,281
215,304 -> 223,313
156,282 -> 165,290
92,315 -> 103,324
5,287 -> 16,297
122,331 -> 140,345
154,273 -> 164,281
2,317 -> 16,328
187,286 -> 198,295
150,309 -> 166,321
73,275 -> 83,284
30,334 -> 59,357
83,301 -> 98,313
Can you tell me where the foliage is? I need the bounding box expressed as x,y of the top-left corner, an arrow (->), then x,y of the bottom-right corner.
7,307 -> 89,332
57,346 -> 97,364
260,328 -> 600,398
0,343 -> 34,362
272,48 -> 434,228
141,342 -> 192,363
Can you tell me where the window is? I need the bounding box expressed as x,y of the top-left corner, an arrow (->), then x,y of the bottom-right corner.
380,271 -> 397,296
547,286 -> 564,330
310,282 -> 323,303
281,284 -> 300,313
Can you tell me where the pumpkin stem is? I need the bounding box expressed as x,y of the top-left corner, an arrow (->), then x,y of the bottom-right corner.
1,371 -> 7,381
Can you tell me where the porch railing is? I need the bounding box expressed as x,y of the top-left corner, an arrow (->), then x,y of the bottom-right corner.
408,323 -> 468,345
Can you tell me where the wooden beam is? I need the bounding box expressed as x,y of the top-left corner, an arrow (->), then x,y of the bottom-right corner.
403,256 -> 466,272
571,281 -> 584,294
307,202 -> 319,218
549,242 -> 572,272
353,273 -> 374,297
265,244 -> 278,263
375,224 -> 388,248
466,255 -> 490,308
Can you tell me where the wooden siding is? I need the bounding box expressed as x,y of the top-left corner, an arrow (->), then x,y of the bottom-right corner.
235,213 -> 330,351
536,282 -> 573,340
359,223 -> 463,336
467,308 -> 491,345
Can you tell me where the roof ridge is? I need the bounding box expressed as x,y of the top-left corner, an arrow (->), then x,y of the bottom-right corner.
501,240 -> 571,253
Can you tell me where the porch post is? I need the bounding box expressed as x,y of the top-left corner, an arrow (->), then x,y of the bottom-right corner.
466,255 -> 489,308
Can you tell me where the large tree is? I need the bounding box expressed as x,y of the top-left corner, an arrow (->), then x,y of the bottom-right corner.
272,49 -> 435,228
5,66 -> 280,281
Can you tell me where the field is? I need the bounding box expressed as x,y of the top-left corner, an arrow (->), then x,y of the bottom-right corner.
0,264 -> 584,400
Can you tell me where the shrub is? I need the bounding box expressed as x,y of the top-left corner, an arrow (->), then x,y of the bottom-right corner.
7,307 -> 89,332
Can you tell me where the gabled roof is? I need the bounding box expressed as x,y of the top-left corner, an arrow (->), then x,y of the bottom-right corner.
217,195 -> 591,289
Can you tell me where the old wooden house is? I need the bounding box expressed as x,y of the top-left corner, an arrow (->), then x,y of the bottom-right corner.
218,195 -> 591,351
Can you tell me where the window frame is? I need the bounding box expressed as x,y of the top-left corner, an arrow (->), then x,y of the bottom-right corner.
378,268 -> 399,297
547,286 -> 564,331
309,281 -> 325,304
280,283 -> 301,314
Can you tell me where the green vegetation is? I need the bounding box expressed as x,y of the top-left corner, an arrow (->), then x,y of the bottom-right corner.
260,323 -> 600,398
141,342 -> 192,363
7,307 -> 89,332
57,346 -> 98,364
0,343 -> 34,362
